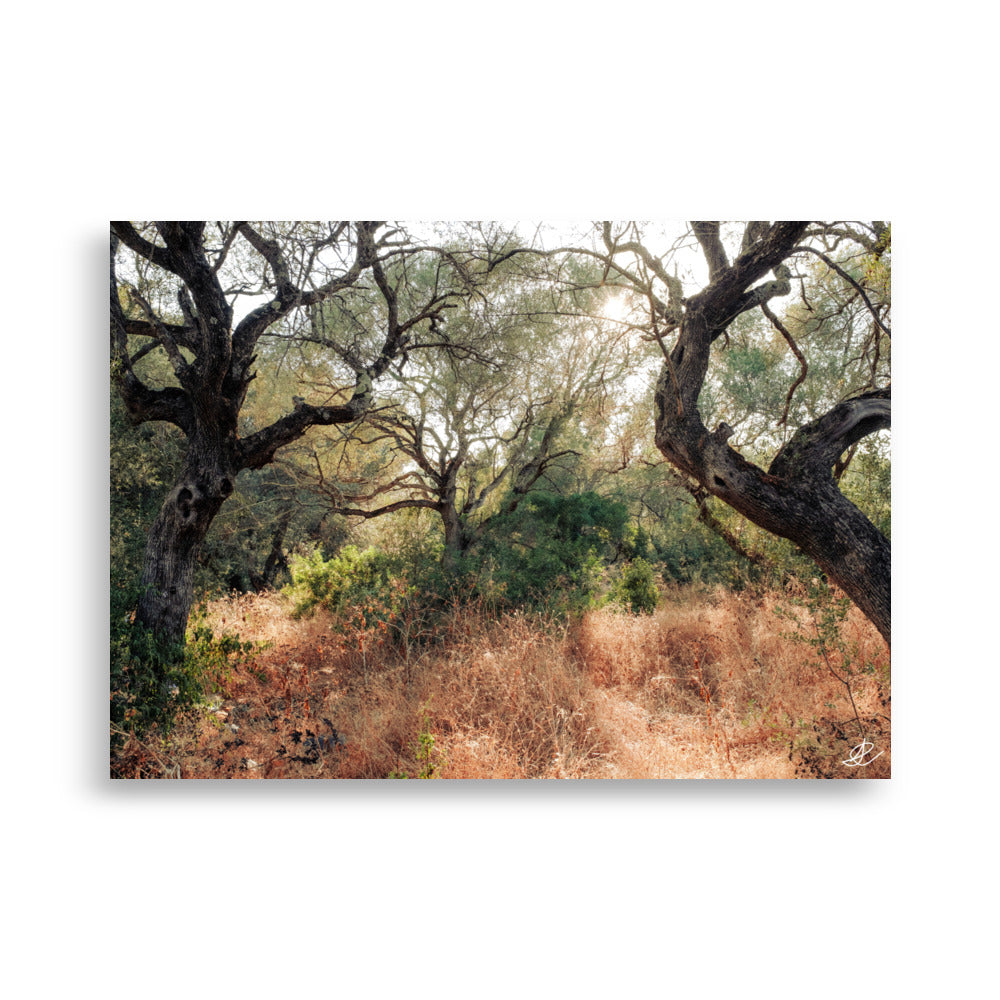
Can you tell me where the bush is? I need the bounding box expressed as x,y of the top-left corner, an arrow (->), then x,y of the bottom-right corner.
111,582 -> 261,753
285,545 -> 393,618
609,558 -> 659,614
111,582 -> 191,744
472,492 -> 631,613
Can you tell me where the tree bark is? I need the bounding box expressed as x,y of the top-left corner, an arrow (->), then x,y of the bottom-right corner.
649,222 -> 891,645
135,446 -> 235,640
260,510 -> 292,589
440,474 -> 469,572
112,222 -> 455,645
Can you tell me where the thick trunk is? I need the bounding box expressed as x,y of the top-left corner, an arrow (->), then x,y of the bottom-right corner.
654,381 -> 891,646
789,481 -> 890,644
250,510 -> 292,590
723,468 -> 890,645
650,224 -> 890,646
441,503 -> 467,573
134,449 -> 236,643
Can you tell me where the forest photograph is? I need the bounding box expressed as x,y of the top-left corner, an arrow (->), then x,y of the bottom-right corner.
109,220 -> 891,779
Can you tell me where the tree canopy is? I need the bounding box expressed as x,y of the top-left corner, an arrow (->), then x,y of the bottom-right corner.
111,220 -> 890,653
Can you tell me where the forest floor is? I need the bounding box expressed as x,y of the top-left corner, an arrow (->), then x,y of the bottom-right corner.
112,585 -> 891,779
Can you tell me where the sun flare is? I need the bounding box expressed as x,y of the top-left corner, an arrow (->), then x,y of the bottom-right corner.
602,292 -> 629,325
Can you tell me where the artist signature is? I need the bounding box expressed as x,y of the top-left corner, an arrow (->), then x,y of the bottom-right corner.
841,739 -> 884,767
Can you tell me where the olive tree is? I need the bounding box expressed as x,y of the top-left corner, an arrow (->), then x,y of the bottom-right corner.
300,255 -> 638,569
574,222 -> 891,644
110,221 -> 465,642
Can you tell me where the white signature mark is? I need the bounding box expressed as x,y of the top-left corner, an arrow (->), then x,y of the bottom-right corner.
842,739 -> 884,767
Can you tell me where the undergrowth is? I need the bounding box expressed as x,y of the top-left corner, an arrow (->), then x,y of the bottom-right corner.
774,578 -> 891,778
110,582 -> 890,779
110,594 -> 269,778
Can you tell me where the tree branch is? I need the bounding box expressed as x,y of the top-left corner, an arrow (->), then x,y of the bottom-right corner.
794,244 -> 891,338
110,233 -> 194,433
324,498 -> 441,520
122,316 -> 199,353
110,222 -> 175,272
231,223 -> 370,367
154,222 -> 233,335
211,222 -> 243,275
128,288 -> 193,387
236,222 -> 297,298
691,222 -> 729,279
770,387 -> 891,478
236,399 -> 367,470
760,300 -> 807,425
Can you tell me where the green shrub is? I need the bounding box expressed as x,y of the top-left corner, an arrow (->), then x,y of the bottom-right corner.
285,545 -> 392,617
111,584 -> 261,750
609,557 -> 659,614
110,583 -> 190,744
388,709 -> 444,778
472,492 -> 631,613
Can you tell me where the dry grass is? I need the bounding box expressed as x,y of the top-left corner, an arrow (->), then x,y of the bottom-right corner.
111,585 -> 890,780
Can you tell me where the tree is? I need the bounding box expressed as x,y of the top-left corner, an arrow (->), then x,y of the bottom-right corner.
111,221 -> 892,649
110,222 -> 466,643
572,222 -> 891,644
299,256 -> 638,569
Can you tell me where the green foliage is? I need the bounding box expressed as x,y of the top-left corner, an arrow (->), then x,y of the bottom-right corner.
185,610 -> 261,688
110,386 -> 184,586
284,491 -> 655,639
111,583 -> 262,749
717,341 -> 784,418
111,583 -> 187,743
840,444 -> 891,538
473,492 -> 631,612
285,536 -> 461,679
776,578 -> 853,662
624,521 -> 653,562
774,577 -> 887,726
609,557 -> 659,614
645,502 -> 743,586
285,545 -> 394,618
388,709 -> 443,778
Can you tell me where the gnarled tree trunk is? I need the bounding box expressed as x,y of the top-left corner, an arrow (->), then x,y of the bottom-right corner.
112,221 -> 456,647
440,500 -> 469,572
646,222 -> 891,645
135,456 -> 235,641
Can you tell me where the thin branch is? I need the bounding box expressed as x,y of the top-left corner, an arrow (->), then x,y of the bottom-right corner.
794,245 -> 890,338
110,222 -> 175,272
211,222 -> 244,275
326,499 -> 442,520
691,221 -> 729,279
760,300 -> 808,426
129,288 -> 192,384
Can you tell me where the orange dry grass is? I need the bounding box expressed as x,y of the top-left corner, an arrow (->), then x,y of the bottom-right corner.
113,586 -> 890,779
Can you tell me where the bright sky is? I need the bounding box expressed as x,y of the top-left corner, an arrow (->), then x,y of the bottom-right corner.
227,221 -> 712,326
